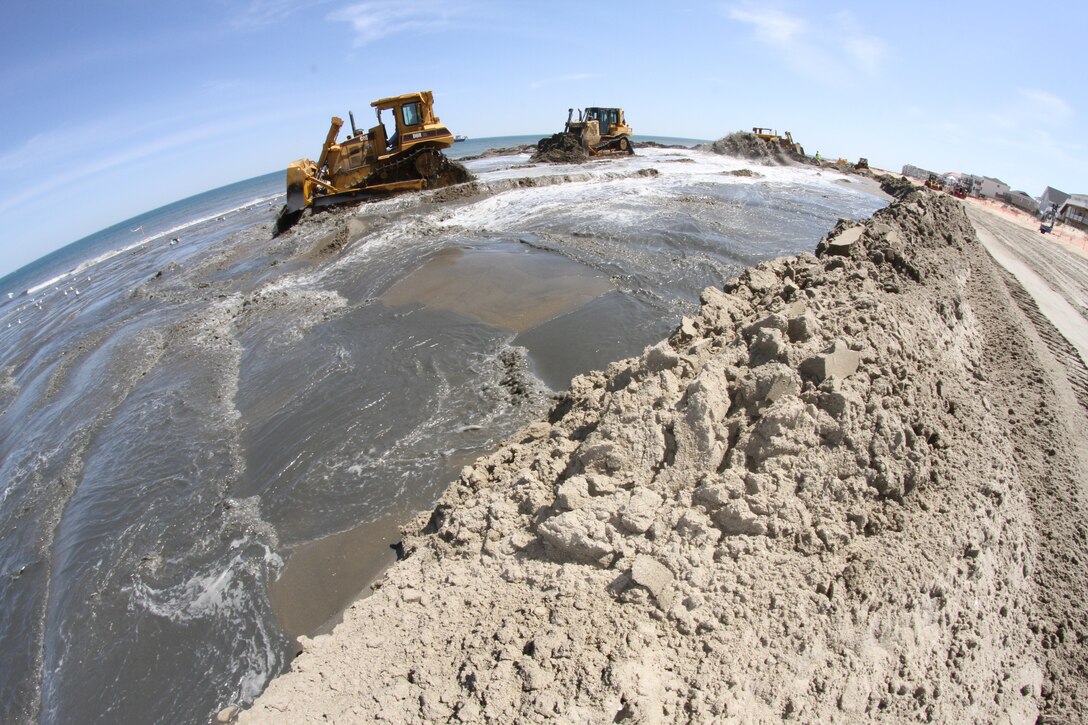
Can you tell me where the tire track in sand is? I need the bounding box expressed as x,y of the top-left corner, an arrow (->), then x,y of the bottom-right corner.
998,265 -> 1088,417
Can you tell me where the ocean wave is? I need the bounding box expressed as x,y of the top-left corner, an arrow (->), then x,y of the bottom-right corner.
24,192 -> 283,297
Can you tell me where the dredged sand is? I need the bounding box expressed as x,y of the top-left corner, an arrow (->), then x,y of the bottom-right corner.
237,183 -> 1088,723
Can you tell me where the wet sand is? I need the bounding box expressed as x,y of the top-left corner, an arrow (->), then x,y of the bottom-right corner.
832,175 -> 895,202
268,513 -> 404,638
379,245 -> 613,333
267,246 -> 614,639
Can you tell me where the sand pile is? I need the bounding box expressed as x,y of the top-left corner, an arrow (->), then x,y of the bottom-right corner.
699,131 -> 806,165
438,157 -> 475,187
240,188 -> 1088,723
532,132 -> 588,163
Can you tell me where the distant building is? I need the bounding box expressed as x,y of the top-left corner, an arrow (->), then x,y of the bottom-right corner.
1058,194 -> 1088,231
975,176 -> 1010,199
902,164 -> 935,181
1038,186 -> 1069,215
944,172 -> 978,191
961,174 -> 982,196
1002,190 -> 1038,212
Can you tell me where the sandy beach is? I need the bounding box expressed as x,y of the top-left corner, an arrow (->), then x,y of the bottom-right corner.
232,161 -> 1088,723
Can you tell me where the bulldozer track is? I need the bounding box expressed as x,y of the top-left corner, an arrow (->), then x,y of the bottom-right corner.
593,135 -> 635,155
357,145 -> 465,191
999,265 -> 1088,417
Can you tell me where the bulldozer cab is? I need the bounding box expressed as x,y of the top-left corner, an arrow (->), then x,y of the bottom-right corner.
371,91 -> 450,155
582,107 -> 625,135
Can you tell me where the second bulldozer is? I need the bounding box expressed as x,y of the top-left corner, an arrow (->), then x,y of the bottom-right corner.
752,128 -> 806,157
567,107 -> 634,155
535,107 -> 634,161
276,90 -> 471,233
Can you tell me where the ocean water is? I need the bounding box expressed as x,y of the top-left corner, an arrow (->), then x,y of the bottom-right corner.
444,133 -> 706,161
0,137 -> 885,724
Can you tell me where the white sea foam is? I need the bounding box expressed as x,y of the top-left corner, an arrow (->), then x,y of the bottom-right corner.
127,535 -> 284,702
24,193 -> 282,297
433,148 -> 866,235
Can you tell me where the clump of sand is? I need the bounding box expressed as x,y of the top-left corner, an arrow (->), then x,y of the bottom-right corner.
531,132 -> 588,163
238,187 -> 1088,723
698,131 -> 807,165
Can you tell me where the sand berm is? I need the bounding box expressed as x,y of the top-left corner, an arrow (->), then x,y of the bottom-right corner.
239,181 -> 1088,722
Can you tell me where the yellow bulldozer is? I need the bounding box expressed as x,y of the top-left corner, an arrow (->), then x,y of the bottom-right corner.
752,127 -> 805,157
275,90 -> 471,233
567,107 -> 634,155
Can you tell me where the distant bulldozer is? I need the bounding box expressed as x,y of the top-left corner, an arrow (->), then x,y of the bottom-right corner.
276,90 -> 472,233
534,107 -> 635,162
752,127 -> 806,158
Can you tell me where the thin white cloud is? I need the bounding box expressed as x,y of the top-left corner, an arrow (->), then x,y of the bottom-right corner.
228,0 -> 331,28
1018,88 -> 1074,124
528,73 -> 602,90
328,0 -> 462,46
725,4 -> 885,84
727,6 -> 803,46
986,88 -> 1075,132
835,11 -> 883,78
0,116 -> 268,217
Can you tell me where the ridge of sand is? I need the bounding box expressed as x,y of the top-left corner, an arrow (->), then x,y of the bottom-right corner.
238,188 -> 1088,723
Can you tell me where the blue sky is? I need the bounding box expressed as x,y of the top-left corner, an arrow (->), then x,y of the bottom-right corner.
1,0 -> 1084,278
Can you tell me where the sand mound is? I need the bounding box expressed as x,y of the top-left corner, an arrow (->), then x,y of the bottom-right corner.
699,131 -> 805,165
439,157 -> 474,186
240,190 -> 1088,723
531,132 -> 588,164
877,173 -> 919,199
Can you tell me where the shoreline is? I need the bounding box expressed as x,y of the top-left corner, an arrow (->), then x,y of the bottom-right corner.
238,179 -> 1088,721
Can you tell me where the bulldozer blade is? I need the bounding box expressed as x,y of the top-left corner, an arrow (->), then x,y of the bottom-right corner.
310,188 -> 387,210
284,181 -> 307,215
274,205 -> 303,236
309,180 -> 426,210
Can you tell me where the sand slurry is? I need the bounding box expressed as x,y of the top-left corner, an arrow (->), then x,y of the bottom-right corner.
239,189 -> 1088,723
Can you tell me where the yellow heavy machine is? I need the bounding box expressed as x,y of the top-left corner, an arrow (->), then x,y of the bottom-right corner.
564,107 -> 635,155
752,127 -> 805,157
276,90 -> 471,233
924,173 -> 944,191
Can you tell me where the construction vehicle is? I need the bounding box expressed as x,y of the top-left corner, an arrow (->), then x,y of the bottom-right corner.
752,128 -> 805,157
856,157 -> 870,170
563,107 -> 635,155
1039,205 -> 1057,234
276,90 -> 471,233
924,173 -> 944,191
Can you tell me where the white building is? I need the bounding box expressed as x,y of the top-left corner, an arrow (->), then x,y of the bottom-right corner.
975,176 -> 1010,199
1004,190 -> 1038,212
1038,186 -> 1069,215
1059,194 -> 1088,231
901,164 -> 935,181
